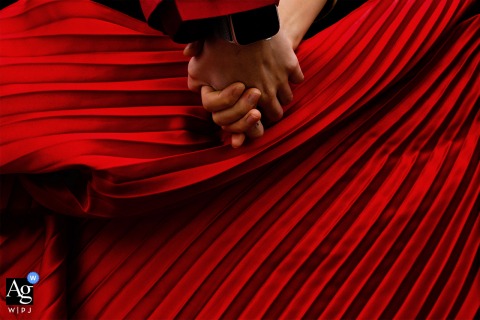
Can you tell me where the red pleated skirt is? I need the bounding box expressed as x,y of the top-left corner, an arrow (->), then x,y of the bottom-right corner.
1,0 -> 478,319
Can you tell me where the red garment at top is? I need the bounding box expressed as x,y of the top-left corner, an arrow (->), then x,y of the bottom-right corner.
139,0 -> 278,22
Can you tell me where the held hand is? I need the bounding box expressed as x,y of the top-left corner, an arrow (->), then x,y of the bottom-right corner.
187,29 -> 304,123
201,83 -> 264,148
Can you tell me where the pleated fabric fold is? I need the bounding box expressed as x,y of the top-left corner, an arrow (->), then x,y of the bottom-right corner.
1,0 -> 478,319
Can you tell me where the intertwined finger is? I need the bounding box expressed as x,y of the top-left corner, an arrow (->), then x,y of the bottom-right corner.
201,83 -> 246,113
222,109 -> 261,133
277,82 -> 294,106
230,118 -> 264,148
259,93 -> 284,123
211,88 -> 260,125
244,118 -> 264,139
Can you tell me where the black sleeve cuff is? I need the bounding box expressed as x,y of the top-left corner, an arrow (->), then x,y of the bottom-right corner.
147,0 -> 215,43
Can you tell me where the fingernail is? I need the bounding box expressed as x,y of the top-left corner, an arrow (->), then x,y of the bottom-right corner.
248,92 -> 260,106
232,84 -> 244,97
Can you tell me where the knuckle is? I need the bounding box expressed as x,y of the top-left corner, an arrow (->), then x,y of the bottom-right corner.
232,105 -> 248,121
264,88 -> 276,99
203,103 -> 215,112
187,77 -> 197,92
224,120 -> 244,133
187,59 -> 197,76
200,92 -> 211,109
222,93 -> 237,107
212,112 -> 225,126
229,123 -> 244,133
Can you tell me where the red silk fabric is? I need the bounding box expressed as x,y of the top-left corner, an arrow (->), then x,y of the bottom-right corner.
139,0 -> 278,22
1,0 -> 479,319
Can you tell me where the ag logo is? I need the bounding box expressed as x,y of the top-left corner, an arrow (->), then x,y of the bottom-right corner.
6,272 -> 39,305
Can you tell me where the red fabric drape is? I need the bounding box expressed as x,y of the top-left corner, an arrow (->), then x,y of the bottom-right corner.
1,0 -> 478,319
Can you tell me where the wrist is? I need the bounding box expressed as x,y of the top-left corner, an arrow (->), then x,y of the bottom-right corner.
278,0 -> 329,50
278,11 -> 309,51
281,25 -> 302,51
